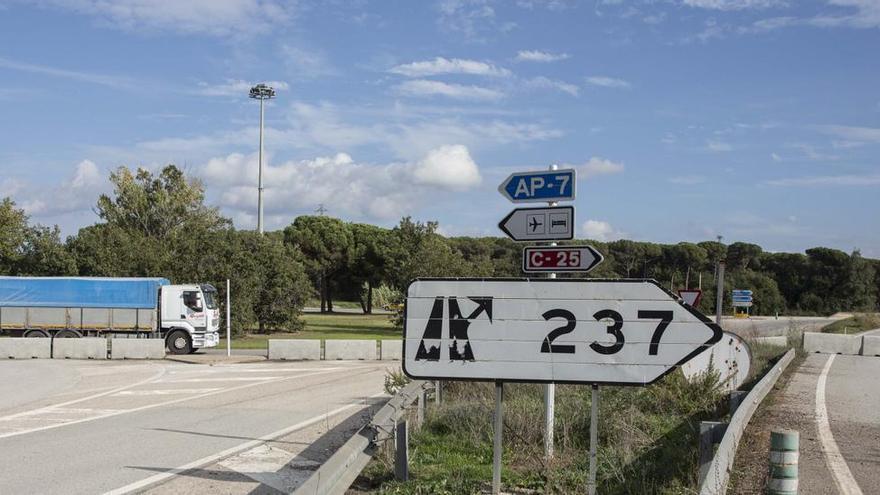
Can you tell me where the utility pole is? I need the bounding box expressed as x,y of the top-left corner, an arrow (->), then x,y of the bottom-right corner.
249,83 -> 276,234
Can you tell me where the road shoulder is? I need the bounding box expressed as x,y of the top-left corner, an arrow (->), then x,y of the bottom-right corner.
729,353 -> 837,494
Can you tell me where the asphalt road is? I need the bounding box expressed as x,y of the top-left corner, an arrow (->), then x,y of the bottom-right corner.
0,359 -> 392,494
742,352 -> 880,494
721,315 -> 841,338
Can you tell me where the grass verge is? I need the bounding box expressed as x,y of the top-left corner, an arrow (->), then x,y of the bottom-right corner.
231,312 -> 398,349
821,313 -> 880,334
355,371 -> 728,494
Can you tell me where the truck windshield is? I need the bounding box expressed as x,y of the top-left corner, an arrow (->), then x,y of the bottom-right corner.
203,289 -> 219,310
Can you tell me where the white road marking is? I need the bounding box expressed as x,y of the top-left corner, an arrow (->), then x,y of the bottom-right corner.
816,354 -> 863,495
102,394 -> 385,495
0,363 -> 165,422
218,444 -> 319,492
161,377 -> 282,382
114,389 -> 221,396
0,366 -> 372,440
188,367 -> 341,373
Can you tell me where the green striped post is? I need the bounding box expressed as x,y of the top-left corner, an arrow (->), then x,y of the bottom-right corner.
767,429 -> 799,494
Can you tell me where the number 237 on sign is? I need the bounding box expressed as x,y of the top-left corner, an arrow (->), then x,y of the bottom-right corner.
402,279 -> 722,386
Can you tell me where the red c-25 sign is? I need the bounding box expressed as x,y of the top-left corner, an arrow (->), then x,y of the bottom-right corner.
522,245 -> 604,273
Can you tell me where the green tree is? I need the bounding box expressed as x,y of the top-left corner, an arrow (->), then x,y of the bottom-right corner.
18,225 -> 76,276
0,198 -> 31,274
96,165 -> 228,239
284,216 -> 354,312
350,223 -> 392,313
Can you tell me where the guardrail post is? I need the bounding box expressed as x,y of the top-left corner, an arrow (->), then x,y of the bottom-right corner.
767,429 -> 798,495
729,390 -> 747,415
417,389 -> 426,427
395,419 -> 409,481
435,380 -> 442,405
699,421 -> 728,486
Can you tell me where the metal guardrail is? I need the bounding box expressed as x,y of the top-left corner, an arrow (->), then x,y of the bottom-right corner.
294,380 -> 431,495
699,348 -> 796,495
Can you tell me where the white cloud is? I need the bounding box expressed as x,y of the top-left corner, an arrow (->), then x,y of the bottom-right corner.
581,219 -> 625,241
389,57 -> 511,77
436,0 -> 510,40
817,124 -> 880,143
749,1 -> 880,31
395,80 -> 504,100
412,145 -> 482,189
682,0 -> 787,10
33,0 -> 294,36
515,50 -> 570,62
200,146 -> 483,226
764,173 -> 880,187
0,56 -> 134,89
585,76 -> 631,89
523,76 -> 579,96
668,175 -> 707,185
771,152 -> 782,162
280,45 -> 336,79
196,79 -> 289,97
706,139 -> 733,152
565,157 -> 625,178
84,100 -> 563,168
18,160 -> 105,216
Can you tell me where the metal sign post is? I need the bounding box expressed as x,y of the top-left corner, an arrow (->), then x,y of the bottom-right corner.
226,279 -> 231,357
715,260 -> 725,325
544,164 -> 558,461
493,381 -> 504,494
588,384 -> 599,495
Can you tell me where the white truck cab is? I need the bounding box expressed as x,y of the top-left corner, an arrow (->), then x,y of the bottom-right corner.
160,284 -> 221,354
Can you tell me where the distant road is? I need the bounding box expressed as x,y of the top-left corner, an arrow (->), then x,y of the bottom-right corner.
721,315 -> 842,337
0,359 -> 391,494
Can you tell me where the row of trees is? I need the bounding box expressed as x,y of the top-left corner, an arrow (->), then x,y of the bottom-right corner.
1,165 -> 877,334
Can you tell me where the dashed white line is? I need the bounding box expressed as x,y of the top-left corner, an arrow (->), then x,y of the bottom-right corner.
816,354 -> 863,495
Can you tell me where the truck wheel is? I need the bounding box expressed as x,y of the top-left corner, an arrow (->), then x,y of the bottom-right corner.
54,329 -> 82,338
24,329 -> 49,338
166,330 -> 192,355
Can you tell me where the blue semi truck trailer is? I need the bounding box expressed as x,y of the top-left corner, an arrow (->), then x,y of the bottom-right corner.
0,277 -> 220,354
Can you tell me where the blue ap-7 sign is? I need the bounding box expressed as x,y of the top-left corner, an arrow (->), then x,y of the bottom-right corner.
498,168 -> 576,203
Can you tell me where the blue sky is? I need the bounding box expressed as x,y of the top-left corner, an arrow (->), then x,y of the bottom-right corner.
1,0 -> 878,256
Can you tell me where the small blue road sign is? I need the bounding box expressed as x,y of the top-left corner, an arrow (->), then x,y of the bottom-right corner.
732,289 -> 753,307
498,169 -> 576,203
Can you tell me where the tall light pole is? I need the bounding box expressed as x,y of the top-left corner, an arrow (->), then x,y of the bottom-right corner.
249,83 -> 275,234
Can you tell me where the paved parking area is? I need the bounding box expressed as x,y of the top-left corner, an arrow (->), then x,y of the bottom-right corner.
0,359 -> 393,494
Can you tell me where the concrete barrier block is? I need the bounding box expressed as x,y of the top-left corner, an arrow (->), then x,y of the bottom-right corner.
325,339 -> 377,360
754,336 -> 788,347
802,332 -> 861,355
0,338 -> 51,359
53,338 -> 107,360
268,339 -> 321,360
110,339 -> 165,360
862,336 -> 880,357
381,340 -> 403,361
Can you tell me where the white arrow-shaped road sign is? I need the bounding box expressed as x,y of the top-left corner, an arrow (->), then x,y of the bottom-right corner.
498,206 -> 574,242
403,279 -> 722,385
